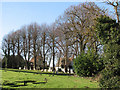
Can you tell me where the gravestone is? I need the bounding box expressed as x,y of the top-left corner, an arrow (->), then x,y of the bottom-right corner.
30,67 -> 31,70
24,66 -> 26,70
71,69 -> 74,74
19,67 -> 21,70
44,69 -> 47,72
33,67 -> 35,70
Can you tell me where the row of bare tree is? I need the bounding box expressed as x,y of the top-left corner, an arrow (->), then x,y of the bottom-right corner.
2,2 -> 108,70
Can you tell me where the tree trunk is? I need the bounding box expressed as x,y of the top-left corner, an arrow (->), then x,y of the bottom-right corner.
43,32 -> 46,70
52,36 -> 55,72
114,6 -> 119,23
65,37 -> 68,73
34,55 -> 37,69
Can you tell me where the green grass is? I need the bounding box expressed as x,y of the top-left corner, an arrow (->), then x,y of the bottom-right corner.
1,69 -> 99,88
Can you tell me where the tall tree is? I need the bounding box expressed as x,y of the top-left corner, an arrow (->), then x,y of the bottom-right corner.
48,24 -> 57,71
27,25 -> 33,69
40,24 -> 50,70
15,30 -> 22,56
15,30 -> 22,68
96,15 -> 120,88
56,2 -> 105,55
31,23 -> 40,69
42,32 -> 46,70
21,26 -> 28,68
2,34 -> 11,68
10,32 -> 17,68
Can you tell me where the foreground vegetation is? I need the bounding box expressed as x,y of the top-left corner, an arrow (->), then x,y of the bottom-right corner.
1,69 -> 99,88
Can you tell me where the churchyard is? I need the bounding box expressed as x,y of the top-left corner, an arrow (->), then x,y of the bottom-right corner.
1,69 -> 99,89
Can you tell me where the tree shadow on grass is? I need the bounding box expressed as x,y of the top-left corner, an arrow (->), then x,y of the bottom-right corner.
3,82 -> 26,87
3,68 -> 74,76
3,80 -> 47,88
32,81 -> 47,84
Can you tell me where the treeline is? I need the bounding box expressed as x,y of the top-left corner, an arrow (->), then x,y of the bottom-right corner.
2,2 -> 105,70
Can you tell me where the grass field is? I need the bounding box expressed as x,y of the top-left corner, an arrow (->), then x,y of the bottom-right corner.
0,69 -> 99,89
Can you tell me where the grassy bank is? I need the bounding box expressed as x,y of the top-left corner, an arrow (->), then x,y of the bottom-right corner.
1,69 -> 99,88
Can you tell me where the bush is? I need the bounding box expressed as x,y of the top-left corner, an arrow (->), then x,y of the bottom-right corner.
100,70 -> 120,88
2,55 -> 25,69
73,50 -> 104,77
99,44 -> 120,88
95,15 -> 120,88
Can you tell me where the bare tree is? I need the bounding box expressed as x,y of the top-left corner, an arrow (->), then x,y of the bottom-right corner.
26,25 -> 33,69
15,30 -> 22,56
56,2 -> 105,55
2,34 -> 11,68
15,30 -> 23,68
39,24 -> 50,70
53,23 -> 71,72
20,26 -> 29,68
30,23 -> 40,69
10,32 -> 17,68
49,27 -> 56,71
42,31 -> 46,70
105,0 -> 119,22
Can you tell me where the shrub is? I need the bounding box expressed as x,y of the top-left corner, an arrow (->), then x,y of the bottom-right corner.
2,55 -> 25,69
96,15 -> 120,88
73,50 -> 104,77
100,70 -> 120,88
99,44 -> 120,88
